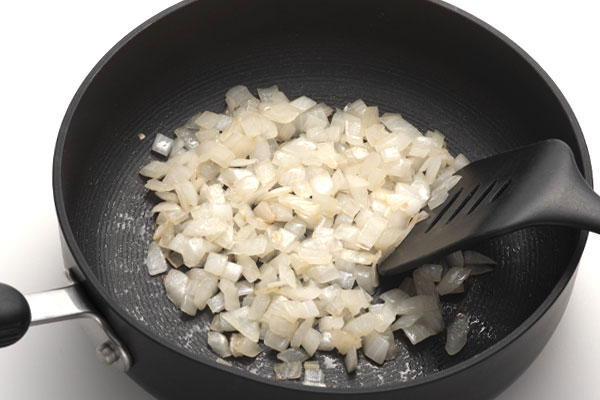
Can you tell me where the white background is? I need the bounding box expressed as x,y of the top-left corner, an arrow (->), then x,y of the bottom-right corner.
0,1 -> 598,399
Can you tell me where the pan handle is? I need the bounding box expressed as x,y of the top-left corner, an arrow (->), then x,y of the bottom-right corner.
0,280 -> 131,371
0,283 -> 31,347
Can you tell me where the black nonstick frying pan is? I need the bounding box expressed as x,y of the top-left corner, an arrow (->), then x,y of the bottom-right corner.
0,0 -> 591,399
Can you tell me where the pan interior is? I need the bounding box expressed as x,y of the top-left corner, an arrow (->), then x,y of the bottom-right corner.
59,0 -> 581,389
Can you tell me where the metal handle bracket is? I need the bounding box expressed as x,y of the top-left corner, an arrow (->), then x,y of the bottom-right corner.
25,282 -> 131,371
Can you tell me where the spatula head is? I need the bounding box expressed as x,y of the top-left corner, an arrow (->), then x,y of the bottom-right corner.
378,139 -> 580,276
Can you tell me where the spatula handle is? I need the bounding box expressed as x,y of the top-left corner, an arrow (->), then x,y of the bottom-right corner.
536,150 -> 600,234
552,177 -> 600,233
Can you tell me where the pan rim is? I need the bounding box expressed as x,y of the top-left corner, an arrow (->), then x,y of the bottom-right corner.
52,0 -> 591,394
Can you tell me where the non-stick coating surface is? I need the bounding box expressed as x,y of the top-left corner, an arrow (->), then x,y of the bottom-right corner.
58,0 -> 584,391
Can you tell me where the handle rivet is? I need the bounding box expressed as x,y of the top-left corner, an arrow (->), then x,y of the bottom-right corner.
97,341 -> 120,365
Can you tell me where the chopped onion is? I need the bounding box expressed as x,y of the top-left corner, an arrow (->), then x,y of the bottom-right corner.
393,295 -> 439,315
301,328 -> 321,356
463,250 -> 497,265
437,267 -> 472,296
222,262 -> 243,282
413,265 -> 440,296
330,329 -> 361,355
221,307 -> 259,342
210,314 -> 235,332
380,288 -> 409,304
207,292 -> 225,313
446,313 -> 470,355
291,318 -> 315,349
390,314 -> 421,332
219,279 -> 240,311
318,316 -> 345,332
230,333 -> 262,357
344,346 -> 358,373
402,310 -> 445,345
363,331 -> 389,364
152,133 -> 173,156
191,276 -> 219,310
274,361 -> 302,380
248,294 -> 271,321
446,250 -> 464,268
146,241 -> 168,276
303,361 -> 325,387
208,331 -> 231,358
264,330 -> 291,352
140,160 -> 169,179
466,264 -> 494,276
277,348 -> 310,363
164,269 -> 188,307
139,86 -> 496,376
318,331 -> 335,351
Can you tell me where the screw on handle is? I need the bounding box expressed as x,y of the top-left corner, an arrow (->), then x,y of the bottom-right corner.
0,283 -> 31,347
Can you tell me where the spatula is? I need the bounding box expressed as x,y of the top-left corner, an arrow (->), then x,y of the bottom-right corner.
378,139 -> 600,276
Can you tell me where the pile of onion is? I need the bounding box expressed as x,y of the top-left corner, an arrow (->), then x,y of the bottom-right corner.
140,86 -> 495,381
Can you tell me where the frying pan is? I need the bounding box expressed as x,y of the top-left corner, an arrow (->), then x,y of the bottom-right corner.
0,0 -> 591,398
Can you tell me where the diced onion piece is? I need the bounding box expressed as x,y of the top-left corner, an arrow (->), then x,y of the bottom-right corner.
210,314 -> 235,332
264,330 -> 291,352
207,292 -> 225,313
437,267 -> 472,296
191,276 -> 219,310
390,314 -> 421,332
290,96 -> 317,112
318,331 -> 335,351
344,313 -> 378,337
236,280 -> 254,297
274,361 -> 302,380
291,318 -> 314,349
307,264 -> 340,283
223,262 -> 243,282
392,295 -> 439,315
180,294 -> 197,316
380,288 -> 409,305
402,310 -> 445,345
260,102 -> 300,124
466,264 -> 494,276
463,250 -> 497,265
446,250 -> 464,268
363,331 -> 389,365
237,255 -> 261,283
248,294 -> 271,321
357,214 -> 388,248
219,279 -> 241,311
413,265 -> 439,296
330,330 -> 361,355
208,331 -> 231,358
277,348 -> 310,363
303,361 -> 325,387
146,241 -> 168,276
344,346 -> 358,373
301,328 -> 321,356
279,286 -> 321,301
446,313 -> 470,355
231,235 -> 268,256
230,333 -> 262,357
140,161 -> 169,179
205,252 -> 228,276
152,133 -> 173,156
222,307 -> 259,342
216,358 -> 232,367
226,85 -> 255,111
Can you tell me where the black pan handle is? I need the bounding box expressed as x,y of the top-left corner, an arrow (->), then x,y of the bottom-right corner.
0,283 -> 31,347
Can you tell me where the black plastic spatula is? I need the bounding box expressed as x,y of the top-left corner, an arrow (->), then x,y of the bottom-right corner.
378,139 -> 600,276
